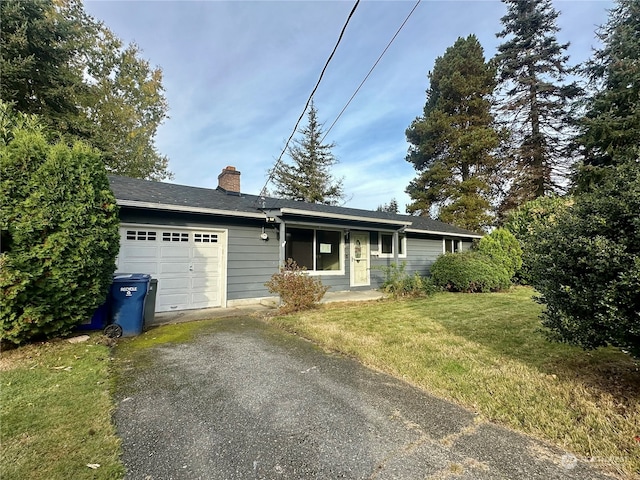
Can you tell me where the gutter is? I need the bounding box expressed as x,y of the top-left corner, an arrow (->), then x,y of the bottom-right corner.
279,207 -> 412,226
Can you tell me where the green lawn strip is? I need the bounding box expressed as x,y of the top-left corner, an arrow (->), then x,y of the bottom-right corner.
269,287 -> 640,479
0,336 -> 124,480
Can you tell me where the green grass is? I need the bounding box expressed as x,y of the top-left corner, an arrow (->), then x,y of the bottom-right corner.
268,287 -> 640,479
0,335 -> 124,480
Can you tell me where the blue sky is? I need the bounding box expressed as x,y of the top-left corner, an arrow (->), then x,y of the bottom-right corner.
84,0 -> 613,211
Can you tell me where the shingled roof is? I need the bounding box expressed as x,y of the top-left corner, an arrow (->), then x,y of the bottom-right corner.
108,175 -> 481,238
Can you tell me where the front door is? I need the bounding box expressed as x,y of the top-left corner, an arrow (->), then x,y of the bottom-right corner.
350,232 -> 370,287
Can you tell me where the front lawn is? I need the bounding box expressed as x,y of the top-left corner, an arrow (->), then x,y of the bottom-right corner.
269,287 -> 640,478
0,336 -> 124,480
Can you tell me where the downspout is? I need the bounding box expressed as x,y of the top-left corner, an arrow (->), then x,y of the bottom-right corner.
279,219 -> 286,267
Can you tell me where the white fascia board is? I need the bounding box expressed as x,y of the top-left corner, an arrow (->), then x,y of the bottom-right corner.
116,199 -> 264,219
405,228 -> 483,239
279,207 -> 412,226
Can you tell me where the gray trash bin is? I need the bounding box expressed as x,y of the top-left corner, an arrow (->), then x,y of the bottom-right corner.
144,278 -> 158,324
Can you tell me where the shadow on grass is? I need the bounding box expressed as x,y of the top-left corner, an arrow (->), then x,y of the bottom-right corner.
406,288 -> 640,404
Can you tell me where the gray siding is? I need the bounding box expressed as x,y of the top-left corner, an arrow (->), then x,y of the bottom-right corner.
370,234 -> 444,286
226,225 -> 279,300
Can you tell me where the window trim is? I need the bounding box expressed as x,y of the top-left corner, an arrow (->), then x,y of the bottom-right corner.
443,238 -> 462,253
285,227 -> 345,276
377,232 -> 407,258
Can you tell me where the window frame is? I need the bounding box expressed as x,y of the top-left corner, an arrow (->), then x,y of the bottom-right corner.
377,232 -> 407,259
285,226 -> 344,275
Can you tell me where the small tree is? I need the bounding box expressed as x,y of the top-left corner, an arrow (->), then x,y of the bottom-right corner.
528,161 -> 640,356
0,109 -> 119,344
270,102 -> 344,205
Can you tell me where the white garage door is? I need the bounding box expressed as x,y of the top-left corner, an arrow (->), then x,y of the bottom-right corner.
117,226 -> 227,312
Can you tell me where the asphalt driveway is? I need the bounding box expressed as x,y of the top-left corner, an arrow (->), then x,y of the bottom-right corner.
114,317 -> 610,479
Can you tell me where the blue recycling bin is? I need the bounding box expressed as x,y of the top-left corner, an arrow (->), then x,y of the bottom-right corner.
78,300 -> 109,331
109,274 -> 150,337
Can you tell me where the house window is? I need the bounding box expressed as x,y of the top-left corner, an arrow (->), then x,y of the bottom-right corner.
285,227 -> 342,272
444,239 -> 460,253
379,233 -> 406,258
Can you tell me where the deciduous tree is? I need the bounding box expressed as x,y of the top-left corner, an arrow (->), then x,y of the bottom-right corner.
0,0 -> 171,180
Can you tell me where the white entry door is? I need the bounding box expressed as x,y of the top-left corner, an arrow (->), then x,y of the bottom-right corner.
350,232 -> 370,287
117,226 -> 227,312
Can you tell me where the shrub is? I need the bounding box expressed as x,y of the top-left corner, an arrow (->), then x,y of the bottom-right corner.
528,161 -> 640,356
0,128 -> 120,345
503,195 -> 572,283
430,252 -> 511,293
265,259 -> 329,313
378,262 -> 440,299
476,228 -> 522,279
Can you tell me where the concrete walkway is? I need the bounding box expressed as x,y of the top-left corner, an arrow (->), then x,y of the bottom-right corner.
114,316 -> 611,479
150,290 -> 385,326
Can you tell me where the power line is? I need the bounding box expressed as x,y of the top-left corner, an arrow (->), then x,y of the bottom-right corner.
259,0 -> 361,199
321,0 -> 421,143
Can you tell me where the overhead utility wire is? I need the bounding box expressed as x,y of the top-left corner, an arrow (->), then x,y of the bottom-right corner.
259,0 -> 361,199
321,0 -> 421,143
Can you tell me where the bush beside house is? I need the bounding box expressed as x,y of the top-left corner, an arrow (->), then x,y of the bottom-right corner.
430,229 -> 521,293
0,111 -> 119,345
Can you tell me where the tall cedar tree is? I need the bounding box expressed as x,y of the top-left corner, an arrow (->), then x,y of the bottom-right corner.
575,0 -> 640,191
495,0 -> 579,215
405,35 -> 501,232
0,0 -> 171,180
270,102 -> 344,205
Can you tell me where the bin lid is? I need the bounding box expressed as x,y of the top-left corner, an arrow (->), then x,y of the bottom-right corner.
113,273 -> 151,283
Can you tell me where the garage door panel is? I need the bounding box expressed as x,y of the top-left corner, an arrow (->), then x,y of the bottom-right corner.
161,277 -> 190,290
160,246 -> 190,258
120,246 -> 159,259
157,293 -> 189,310
119,262 -> 159,275
192,276 -> 219,289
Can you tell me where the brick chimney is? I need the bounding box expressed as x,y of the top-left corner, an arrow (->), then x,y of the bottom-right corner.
217,166 -> 241,194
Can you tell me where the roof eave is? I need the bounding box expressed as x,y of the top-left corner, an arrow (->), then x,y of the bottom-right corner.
116,199 -> 264,219
405,228 -> 482,239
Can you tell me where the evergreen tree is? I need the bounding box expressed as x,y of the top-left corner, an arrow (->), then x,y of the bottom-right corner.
0,0 -> 171,180
405,35 -> 501,232
575,0 -> 640,191
376,198 -> 399,213
270,102 -> 344,205
494,0 -> 579,215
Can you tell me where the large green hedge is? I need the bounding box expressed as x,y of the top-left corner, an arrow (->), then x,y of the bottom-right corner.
1,126 -> 120,344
